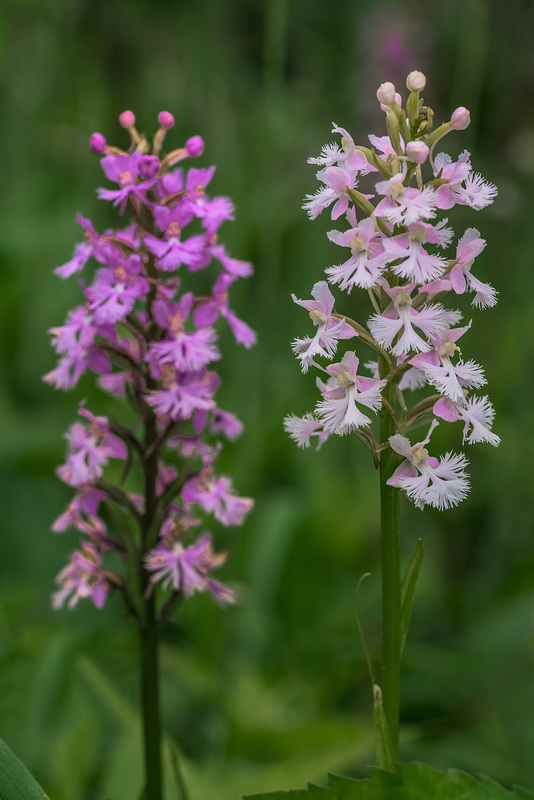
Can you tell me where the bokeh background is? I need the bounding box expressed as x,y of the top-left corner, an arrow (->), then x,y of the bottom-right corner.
1,0 -> 534,798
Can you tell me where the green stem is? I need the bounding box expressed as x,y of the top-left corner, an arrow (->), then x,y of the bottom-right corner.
378,361 -> 401,770
122,205 -> 165,799
140,594 -> 163,800
138,402 -> 163,799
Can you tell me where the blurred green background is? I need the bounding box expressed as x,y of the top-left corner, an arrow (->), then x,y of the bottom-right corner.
1,0 -> 534,797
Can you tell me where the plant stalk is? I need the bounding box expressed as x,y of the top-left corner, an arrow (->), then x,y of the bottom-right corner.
140,594 -> 163,800
139,403 -> 163,799
378,360 -> 401,770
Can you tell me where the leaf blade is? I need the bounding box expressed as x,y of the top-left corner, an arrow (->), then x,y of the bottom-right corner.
243,763 -> 534,799
400,539 -> 424,658
0,737 -> 51,800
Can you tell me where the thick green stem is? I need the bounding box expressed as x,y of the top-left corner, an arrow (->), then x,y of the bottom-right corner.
140,594 -> 163,800
378,362 -> 401,770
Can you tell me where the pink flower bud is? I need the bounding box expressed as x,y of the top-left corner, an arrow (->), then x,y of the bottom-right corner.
119,110 -> 136,129
406,70 -> 426,91
185,135 -> 204,158
158,111 -> 175,130
406,140 -> 429,164
376,82 -> 396,106
138,155 -> 160,180
90,133 -> 107,154
379,92 -> 403,112
451,107 -> 470,130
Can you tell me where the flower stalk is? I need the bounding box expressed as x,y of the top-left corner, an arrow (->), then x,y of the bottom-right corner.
285,71 -> 498,770
46,110 -> 255,795
140,596 -> 163,800
378,370 -> 401,768
139,402 -> 163,797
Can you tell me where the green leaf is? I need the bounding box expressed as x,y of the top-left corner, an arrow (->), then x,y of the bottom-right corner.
25,633 -> 73,764
243,762 -> 534,799
369,148 -> 392,179
372,685 -> 397,774
400,539 -> 424,658
0,737 -> 51,800
168,742 -> 189,800
355,573 -> 378,687
77,657 -> 189,800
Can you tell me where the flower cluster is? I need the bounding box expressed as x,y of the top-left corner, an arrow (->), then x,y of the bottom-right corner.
47,110 -> 254,612
285,72 -> 498,510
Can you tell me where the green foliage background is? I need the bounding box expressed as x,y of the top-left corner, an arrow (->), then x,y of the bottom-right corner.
0,0 -> 533,797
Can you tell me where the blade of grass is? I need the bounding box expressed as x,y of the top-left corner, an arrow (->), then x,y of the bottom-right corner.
355,572 -> 378,686
0,737 -> 51,800
400,539 -> 424,658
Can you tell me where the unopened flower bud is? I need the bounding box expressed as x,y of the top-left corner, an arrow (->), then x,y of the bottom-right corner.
138,155 -> 160,180
89,133 -> 107,154
119,110 -> 136,129
406,140 -> 429,164
376,82 -> 396,106
158,111 -> 175,130
380,92 -> 403,114
406,70 -> 426,92
185,135 -> 204,158
450,106 -> 470,130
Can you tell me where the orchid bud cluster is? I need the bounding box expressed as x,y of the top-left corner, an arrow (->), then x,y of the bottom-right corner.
285,72 -> 499,510
46,110 -> 255,614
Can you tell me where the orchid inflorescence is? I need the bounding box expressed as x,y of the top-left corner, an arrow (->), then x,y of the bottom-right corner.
46,109 -> 254,614
285,71 -> 499,511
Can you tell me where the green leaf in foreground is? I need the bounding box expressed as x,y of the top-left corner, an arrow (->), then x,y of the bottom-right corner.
0,737 -> 51,800
243,762 -> 534,799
